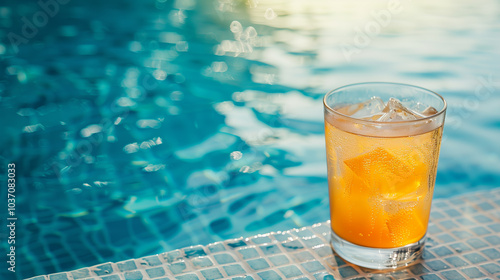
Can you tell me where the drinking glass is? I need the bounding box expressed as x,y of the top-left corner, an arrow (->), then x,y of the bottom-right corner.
323,82 -> 446,269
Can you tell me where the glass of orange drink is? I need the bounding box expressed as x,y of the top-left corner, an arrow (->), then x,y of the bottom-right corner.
323,82 -> 446,269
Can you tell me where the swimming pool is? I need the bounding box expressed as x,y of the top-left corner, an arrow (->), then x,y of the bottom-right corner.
1,0 -> 499,278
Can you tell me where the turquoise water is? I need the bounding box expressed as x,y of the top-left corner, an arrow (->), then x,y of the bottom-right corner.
1,0 -> 499,278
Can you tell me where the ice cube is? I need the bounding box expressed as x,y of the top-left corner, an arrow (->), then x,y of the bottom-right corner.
344,147 -> 425,194
412,102 -> 438,118
420,106 -> 438,116
378,109 -> 400,122
361,114 -> 385,121
408,101 -> 439,118
337,97 -> 438,122
349,96 -> 385,119
381,194 -> 421,215
377,98 -> 420,121
378,108 -> 418,121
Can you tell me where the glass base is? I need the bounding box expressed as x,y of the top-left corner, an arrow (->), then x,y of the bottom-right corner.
330,230 -> 425,270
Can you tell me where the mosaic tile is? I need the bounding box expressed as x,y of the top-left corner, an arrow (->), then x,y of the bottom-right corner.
238,247 -> 260,260
117,260 -> 138,272
168,262 -> 187,275
292,251 -> 315,262
175,274 -> 199,280
123,270 -> 144,280
431,246 -> 454,257
314,273 -> 334,280
311,224 -> 331,236
458,207 -> 479,216
441,270 -> 467,280
281,240 -> 304,251
200,268 -> 224,280
466,238 -> 489,249
143,255 -> 163,266
259,244 -> 281,256
226,239 -> 248,248
251,236 -> 273,245
487,224 -> 500,232
247,258 -> 270,271
448,242 -> 473,253
470,226 -> 491,236
301,261 -> 324,273
440,220 -> 459,229
481,263 -> 500,274
164,251 -> 183,263
256,270 -> 282,280
463,253 -> 488,264
223,264 -> 246,276
473,214 -> 493,223
409,263 -> 430,275
273,233 -> 293,242
420,274 -> 442,280
313,245 -> 333,258
456,217 -> 476,226
368,275 -> 393,280
92,263 -> 115,276
422,250 -> 437,260
481,248 -> 500,260
184,247 -> 207,258
430,211 -> 446,220
338,266 -> 359,278
435,233 -> 456,243
452,230 -> 474,239
444,209 -> 462,218
461,267 -> 486,278
49,274 -> 69,280
191,257 -> 213,268
146,267 -> 166,278
278,265 -> 303,278
207,243 -> 226,253
72,268 -> 92,279
426,260 -> 451,271
477,202 -> 495,211
214,253 -> 236,264
433,201 -> 449,208
268,255 -> 290,267
444,256 -> 469,268
30,190 -> 500,280
102,276 -> 122,280
294,229 -> 315,238
302,237 -> 323,248
484,235 -> 500,246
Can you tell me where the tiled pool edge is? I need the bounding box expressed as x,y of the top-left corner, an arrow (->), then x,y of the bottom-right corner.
28,189 -> 500,280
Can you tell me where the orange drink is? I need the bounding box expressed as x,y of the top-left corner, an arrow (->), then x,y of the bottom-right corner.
324,83 -> 446,269
326,122 -> 442,248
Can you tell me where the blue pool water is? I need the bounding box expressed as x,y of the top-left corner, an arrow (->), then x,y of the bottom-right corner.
1,0 -> 500,278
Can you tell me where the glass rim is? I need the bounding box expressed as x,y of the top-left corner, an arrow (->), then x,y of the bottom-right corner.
323,82 -> 447,124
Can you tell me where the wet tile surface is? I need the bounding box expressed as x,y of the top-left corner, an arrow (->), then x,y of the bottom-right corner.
29,189 -> 500,279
